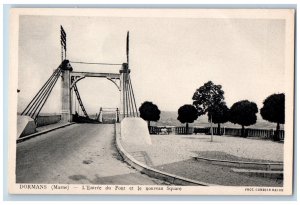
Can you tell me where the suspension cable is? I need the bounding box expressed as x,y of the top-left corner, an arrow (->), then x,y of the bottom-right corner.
74,89 -> 77,114
126,76 -> 132,117
27,69 -> 61,118
125,75 -> 130,117
73,84 -> 89,118
33,69 -> 62,120
127,77 -> 135,117
122,73 -> 125,118
129,76 -> 138,115
28,69 -> 59,118
22,68 -> 60,115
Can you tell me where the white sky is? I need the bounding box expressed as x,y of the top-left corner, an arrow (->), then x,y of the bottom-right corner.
17,15 -> 286,114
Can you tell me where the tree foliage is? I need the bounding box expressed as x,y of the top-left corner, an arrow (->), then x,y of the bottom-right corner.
229,100 -> 258,137
192,81 -> 225,140
177,104 -> 198,124
177,104 -> 198,134
260,93 -> 285,141
230,100 -> 258,126
192,81 -> 225,116
139,101 -> 161,126
260,93 -> 285,124
208,102 -> 229,135
208,102 -> 229,124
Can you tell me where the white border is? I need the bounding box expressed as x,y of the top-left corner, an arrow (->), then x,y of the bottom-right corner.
8,8 -> 295,195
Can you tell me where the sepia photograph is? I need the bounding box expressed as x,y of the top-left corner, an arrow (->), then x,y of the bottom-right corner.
8,8 -> 295,195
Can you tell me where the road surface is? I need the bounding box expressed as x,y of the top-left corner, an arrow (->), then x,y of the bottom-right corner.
16,123 -> 162,185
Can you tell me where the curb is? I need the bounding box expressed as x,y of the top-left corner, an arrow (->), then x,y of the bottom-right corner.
193,156 -> 283,171
17,122 -> 76,143
114,123 -> 211,186
231,168 -> 283,179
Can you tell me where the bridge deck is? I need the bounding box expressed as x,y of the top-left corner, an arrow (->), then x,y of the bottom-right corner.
16,124 -> 161,185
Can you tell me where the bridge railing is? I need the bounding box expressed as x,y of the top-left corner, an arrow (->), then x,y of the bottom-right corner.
36,115 -> 61,127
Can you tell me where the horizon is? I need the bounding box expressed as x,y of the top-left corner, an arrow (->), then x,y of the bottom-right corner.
25,109 -> 279,130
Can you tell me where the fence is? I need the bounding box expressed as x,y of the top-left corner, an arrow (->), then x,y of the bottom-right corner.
175,127 -> 194,134
149,126 -> 194,135
149,126 -> 173,134
36,115 -> 61,127
219,127 -> 284,140
149,126 -> 284,140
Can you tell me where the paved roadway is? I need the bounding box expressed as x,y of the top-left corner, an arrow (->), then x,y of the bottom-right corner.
16,124 -> 162,185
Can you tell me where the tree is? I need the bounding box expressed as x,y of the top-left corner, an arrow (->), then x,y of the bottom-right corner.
139,101 -> 161,128
192,81 -> 225,141
177,104 -> 198,134
229,100 -> 258,137
208,102 -> 229,135
260,93 -> 285,141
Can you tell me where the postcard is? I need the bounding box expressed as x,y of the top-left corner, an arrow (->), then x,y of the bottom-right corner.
8,8 -> 295,195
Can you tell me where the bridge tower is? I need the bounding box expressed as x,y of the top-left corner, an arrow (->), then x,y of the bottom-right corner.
119,63 -> 130,121
61,60 -> 73,122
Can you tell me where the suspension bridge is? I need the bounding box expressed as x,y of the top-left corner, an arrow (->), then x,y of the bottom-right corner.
18,26 -> 138,136
16,26 -> 161,185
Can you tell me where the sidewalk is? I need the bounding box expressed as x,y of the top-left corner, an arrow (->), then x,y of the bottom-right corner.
17,122 -> 75,143
36,121 -> 72,132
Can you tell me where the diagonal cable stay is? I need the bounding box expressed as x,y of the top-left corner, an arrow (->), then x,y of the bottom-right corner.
21,65 -> 62,120
73,84 -> 89,118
